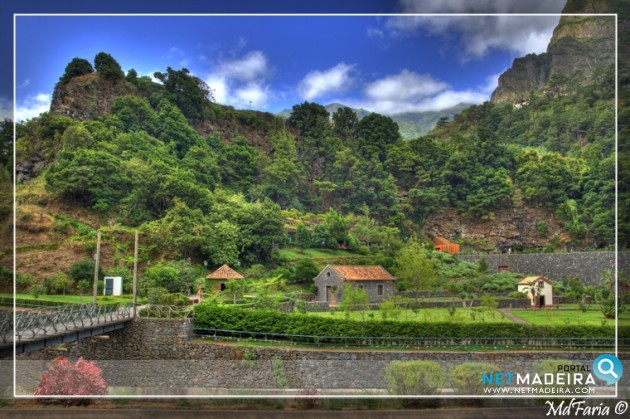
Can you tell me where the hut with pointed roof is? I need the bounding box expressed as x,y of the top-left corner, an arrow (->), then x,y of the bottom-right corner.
206,264 -> 244,292
314,265 -> 396,303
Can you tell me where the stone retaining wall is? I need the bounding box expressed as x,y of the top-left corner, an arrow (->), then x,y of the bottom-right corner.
15,318 -> 629,394
459,251 -> 628,285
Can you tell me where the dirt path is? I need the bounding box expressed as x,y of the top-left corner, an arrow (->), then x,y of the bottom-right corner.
497,309 -> 529,325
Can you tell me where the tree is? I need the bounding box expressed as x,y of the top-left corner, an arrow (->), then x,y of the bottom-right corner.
356,112 -> 401,162
44,148 -> 131,212
94,52 -> 124,81
52,272 -> 73,296
35,357 -> 107,400
222,279 -> 248,304
68,259 -> 103,283
332,106 -> 359,143
154,67 -> 209,120
143,263 -> 190,294
340,284 -> 369,320
295,223 -> 311,249
58,58 -> 94,85
394,242 -> 438,303
204,220 -> 241,267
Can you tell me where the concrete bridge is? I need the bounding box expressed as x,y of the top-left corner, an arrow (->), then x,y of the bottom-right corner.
0,303 -> 134,358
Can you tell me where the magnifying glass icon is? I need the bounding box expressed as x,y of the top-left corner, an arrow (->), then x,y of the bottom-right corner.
597,358 -> 619,378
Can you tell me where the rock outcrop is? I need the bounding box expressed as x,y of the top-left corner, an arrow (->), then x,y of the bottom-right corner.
491,0 -> 615,104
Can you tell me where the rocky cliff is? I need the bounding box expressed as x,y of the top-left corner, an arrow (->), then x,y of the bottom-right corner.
491,1 -> 615,104
51,73 -> 142,120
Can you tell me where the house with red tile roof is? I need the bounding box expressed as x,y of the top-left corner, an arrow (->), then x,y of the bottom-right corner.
314,265 -> 396,304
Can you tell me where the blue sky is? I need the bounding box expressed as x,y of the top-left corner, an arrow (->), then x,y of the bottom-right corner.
3,0 -> 569,121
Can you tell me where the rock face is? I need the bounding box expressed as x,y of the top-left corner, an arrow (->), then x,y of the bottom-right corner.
422,206 -> 566,252
50,73 -> 140,120
491,0 -> 615,104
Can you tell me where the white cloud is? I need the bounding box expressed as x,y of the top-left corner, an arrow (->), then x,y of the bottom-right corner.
384,0 -> 564,60
365,70 -> 449,102
17,79 -> 31,89
0,97 -> 12,121
346,70 -> 495,115
216,50 -> 269,82
298,63 -> 355,101
234,82 -> 271,108
204,51 -> 273,109
15,93 -> 50,122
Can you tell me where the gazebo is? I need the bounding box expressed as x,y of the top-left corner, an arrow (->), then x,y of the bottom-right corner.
205,264 -> 244,292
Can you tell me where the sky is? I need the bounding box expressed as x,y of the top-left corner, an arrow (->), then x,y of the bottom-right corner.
2,0 -> 569,121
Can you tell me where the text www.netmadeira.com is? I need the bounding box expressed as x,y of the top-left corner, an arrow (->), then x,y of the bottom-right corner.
484,387 -> 596,395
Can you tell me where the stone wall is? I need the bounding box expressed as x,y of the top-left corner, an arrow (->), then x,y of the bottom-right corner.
15,318 -> 628,395
459,251 -> 628,285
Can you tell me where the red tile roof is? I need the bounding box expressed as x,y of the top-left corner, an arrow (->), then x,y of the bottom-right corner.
331,265 -> 395,281
206,264 -> 244,280
517,275 -> 552,285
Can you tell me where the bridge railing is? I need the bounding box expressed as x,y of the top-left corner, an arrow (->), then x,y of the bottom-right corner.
0,303 -> 134,344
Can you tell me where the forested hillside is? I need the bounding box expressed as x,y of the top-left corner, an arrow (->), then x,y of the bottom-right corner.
0,6 -> 620,276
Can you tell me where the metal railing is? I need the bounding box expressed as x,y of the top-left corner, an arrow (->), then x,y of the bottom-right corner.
0,303 -> 133,344
193,327 -> 622,350
138,305 -> 193,318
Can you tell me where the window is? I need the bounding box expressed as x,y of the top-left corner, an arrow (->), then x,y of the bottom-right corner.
377,284 -> 383,296
327,272 -> 330,277
538,280 -> 544,289
358,284 -> 364,290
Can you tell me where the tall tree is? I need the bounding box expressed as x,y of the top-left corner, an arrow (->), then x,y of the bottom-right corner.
394,242 -> 438,302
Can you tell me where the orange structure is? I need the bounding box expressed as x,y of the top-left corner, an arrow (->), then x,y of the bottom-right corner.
433,237 -> 460,255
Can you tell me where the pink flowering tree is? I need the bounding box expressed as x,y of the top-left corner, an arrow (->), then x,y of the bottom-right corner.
34,357 -> 107,401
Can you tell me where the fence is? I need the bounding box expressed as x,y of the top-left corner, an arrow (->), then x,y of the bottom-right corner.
138,304 -> 193,318
193,327 -> 623,350
0,303 -> 133,344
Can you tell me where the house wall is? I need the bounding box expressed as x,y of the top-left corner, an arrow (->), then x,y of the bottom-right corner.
314,266 -> 395,303
517,283 -> 554,306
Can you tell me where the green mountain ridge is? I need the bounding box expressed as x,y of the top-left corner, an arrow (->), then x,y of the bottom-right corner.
276,102 -> 472,139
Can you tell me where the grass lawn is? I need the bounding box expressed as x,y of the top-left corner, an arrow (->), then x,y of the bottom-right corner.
278,248 -> 362,260
506,308 -> 627,327
308,307 -> 511,323
1,293 -> 146,306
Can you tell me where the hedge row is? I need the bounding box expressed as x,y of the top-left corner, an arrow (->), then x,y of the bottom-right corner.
193,304 -> 619,340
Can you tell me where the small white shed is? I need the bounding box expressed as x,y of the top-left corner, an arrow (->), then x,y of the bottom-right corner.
517,275 -> 553,307
103,276 -> 123,296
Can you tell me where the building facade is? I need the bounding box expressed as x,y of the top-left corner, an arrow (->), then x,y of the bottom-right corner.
314,265 -> 396,303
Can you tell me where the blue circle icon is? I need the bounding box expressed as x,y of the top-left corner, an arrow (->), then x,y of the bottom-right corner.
593,354 -> 623,385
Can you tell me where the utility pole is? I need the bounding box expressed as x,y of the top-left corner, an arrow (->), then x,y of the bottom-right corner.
92,230 -> 101,306
132,230 -> 139,317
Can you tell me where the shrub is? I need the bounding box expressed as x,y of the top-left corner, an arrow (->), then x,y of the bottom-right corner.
147,287 -> 169,305
34,357 -> 107,401
29,284 -> 46,299
16,273 -> 37,292
450,362 -> 501,395
69,259 -> 103,283
384,360 -> 446,395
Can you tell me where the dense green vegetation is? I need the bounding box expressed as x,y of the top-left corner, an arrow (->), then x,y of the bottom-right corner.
10,51 -> 616,262
194,304 -> 617,339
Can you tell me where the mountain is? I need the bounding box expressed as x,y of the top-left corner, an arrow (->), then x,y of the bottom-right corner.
491,0 -> 615,104
277,102 -> 472,139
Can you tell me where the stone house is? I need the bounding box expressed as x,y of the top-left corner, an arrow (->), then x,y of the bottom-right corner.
314,265 -> 396,303
517,275 -> 554,307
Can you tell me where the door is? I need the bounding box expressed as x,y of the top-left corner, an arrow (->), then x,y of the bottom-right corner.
104,278 -> 113,296
539,296 -> 545,308
326,286 -> 332,302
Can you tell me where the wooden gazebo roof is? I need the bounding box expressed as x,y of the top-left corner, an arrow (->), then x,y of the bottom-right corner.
205,264 -> 244,280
